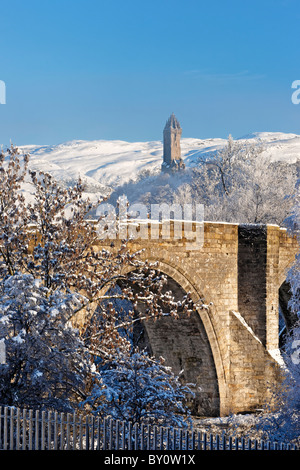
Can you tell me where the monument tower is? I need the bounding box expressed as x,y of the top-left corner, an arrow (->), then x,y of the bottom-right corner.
162,113 -> 185,173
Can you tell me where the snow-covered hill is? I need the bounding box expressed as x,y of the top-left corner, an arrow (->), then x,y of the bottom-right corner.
16,131 -> 300,197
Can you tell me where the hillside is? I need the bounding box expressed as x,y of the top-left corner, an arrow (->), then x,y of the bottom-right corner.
15,131 -> 300,200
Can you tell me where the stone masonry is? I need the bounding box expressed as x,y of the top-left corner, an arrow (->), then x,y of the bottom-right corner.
162,113 -> 185,173
77,221 -> 298,417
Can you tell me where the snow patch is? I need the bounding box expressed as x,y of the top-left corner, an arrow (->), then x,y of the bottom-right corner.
9,131 -> 299,200
231,310 -> 262,344
268,348 -> 285,367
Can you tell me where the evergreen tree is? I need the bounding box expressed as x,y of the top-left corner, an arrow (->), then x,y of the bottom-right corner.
84,348 -> 193,428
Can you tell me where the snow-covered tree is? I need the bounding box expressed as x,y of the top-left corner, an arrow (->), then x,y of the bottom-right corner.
26,169 -> 102,294
0,145 -> 30,277
175,136 -> 297,226
83,348 -> 193,428
0,146 -> 194,419
25,169 -> 193,324
0,273 -> 93,411
286,190 -> 300,318
0,148 -> 192,355
0,271 -> 193,415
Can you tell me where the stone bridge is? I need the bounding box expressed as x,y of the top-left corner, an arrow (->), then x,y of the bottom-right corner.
87,220 -> 298,417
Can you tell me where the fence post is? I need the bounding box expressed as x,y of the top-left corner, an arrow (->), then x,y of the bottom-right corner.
191,429 -> 196,450
35,410 -> 39,450
115,420 -> 120,450
96,417 -> 101,451
133,423 -> 138,450
140,423 -> 145,451
41,410 -> 45,450
16,408 -> 20,450
3,407 -> 8,450
103,417 -> 107,450
203,431 -> 207,450
89,415 -> 94,450
78,415 -> 83,451
22,409 -> 27,450
54,411 -> 58,450
85,415 -> 89,450
128,421 -> 132,451
166,427 -> 170,450
121,420 -> 125,450
153,425 -> 158,450
47,411 -> 51,451
66,413 -> 70,450
60,413 -> 65,450
158,426 -> 163,451
210,433 -> 214,450
10,407 -> 14,450
109,418 -> 113,450
184,429 -> 188,450
28,410 -> 33,450
72,412 -> 77,450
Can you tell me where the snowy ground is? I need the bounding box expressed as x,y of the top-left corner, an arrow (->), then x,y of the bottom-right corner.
14,131 -> 300,200
192,413 -> 260,433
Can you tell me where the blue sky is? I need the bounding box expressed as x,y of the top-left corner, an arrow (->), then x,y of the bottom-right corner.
0,0 -> 299,145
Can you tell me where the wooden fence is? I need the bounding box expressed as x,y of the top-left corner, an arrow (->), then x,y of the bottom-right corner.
0,405 -> 297,451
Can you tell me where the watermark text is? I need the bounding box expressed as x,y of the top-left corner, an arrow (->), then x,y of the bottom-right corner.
0,80 -> 6,104
291,80 -> 300,105
96,196 -> 204,250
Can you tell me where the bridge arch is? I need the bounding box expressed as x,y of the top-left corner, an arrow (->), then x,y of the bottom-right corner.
116,259 -> 228,417
82,221 -> 298,416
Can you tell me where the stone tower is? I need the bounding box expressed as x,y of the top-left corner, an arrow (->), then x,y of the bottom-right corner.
162,113 -> 185,173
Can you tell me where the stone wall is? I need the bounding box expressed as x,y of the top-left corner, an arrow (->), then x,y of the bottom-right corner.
228,310 -> 282,414
87,221 -> 298,416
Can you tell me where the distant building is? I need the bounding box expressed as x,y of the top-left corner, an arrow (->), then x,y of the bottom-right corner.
162,113 -> 185,173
